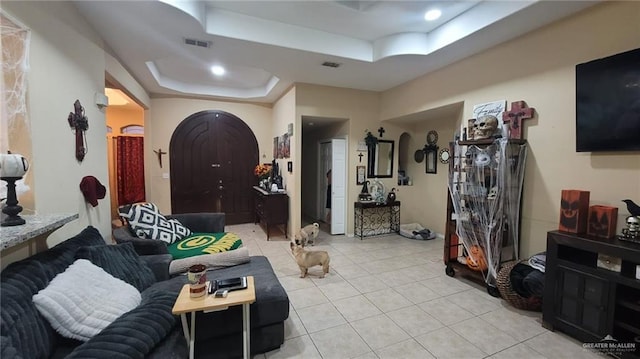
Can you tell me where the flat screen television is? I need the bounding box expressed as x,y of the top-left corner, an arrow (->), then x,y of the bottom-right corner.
575,47 -> 640,152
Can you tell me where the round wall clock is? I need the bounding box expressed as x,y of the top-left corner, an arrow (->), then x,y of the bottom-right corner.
427,130 -> 439,145
414,149 -> 425,163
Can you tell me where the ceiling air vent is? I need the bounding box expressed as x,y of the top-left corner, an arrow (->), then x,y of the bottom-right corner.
184,38 -> 211,48
322,61 -> 342,68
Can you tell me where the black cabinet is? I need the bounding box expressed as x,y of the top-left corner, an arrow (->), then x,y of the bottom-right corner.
553,265 -> 611,335
543,231 -> 640,358
253,186 -> 288,240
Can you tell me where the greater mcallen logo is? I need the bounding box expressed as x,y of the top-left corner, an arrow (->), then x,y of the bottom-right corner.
583,335 -> 637,354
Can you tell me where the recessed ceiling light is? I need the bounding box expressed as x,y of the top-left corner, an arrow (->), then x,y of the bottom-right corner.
211,65 -> 225,76
424,9 -> 442,21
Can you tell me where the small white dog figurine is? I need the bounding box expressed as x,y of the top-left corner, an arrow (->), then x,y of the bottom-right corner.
296,222 -> 319,246
290,241 -> 330,278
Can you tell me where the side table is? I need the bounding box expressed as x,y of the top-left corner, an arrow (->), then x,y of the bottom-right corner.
172,276 -> 256,359
354,201 -> 401,239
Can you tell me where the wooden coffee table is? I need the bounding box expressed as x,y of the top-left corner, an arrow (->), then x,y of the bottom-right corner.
172,276 -> 256,359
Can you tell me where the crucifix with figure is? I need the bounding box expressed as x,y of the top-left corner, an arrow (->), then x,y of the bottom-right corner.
502,101 -> 535,140
153,148 -> 167,168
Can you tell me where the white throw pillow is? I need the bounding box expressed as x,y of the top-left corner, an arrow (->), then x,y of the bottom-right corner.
33,259 -> 141,342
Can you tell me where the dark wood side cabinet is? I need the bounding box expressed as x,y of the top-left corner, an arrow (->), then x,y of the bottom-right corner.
543,230 -> 640,358
253,186 -> 288,240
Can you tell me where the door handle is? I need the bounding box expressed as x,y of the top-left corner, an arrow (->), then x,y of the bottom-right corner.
218,185 -> 224,190
211,163 -> 221,168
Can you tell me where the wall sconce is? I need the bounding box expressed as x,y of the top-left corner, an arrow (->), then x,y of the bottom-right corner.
424,144 -> 438,174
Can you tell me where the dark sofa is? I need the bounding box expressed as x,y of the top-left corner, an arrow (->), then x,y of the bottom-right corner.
1,226 -> 289,359
113,212 -> 226,256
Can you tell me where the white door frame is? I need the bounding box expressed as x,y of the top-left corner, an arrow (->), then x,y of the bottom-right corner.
330,138 -> 346,235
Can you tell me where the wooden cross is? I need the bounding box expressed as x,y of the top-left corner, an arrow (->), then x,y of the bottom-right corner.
502,101 -> 535,140
358,152 -> 364,163
153,148 -> 167,168
378,127 -> 385,137
67,100 -> 89,162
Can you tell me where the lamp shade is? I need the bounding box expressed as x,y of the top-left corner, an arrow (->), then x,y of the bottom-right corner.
0,153 -> 29,178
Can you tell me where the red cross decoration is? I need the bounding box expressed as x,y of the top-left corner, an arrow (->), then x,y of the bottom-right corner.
67,100 -> 89,162
502,101 -> 535,140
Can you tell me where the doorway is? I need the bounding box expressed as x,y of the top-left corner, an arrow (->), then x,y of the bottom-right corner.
301,117 -> 349,236
169,110 -> 258,224
318,139 -> 346,235
105,87 -> 145,220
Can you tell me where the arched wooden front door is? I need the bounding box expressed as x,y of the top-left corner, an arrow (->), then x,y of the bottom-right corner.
170,111 -> 258,224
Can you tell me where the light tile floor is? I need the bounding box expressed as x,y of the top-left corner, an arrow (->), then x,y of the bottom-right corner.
226,223 -> 604,359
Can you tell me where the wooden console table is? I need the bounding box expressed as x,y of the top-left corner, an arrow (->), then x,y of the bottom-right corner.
354,201 -> 400,240
253,186 -> 288,240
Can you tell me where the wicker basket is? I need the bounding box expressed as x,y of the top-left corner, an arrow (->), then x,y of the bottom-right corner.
496,261 -> 542,311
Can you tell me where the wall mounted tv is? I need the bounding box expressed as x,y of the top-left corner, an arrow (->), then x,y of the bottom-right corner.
576,47 -> 640,152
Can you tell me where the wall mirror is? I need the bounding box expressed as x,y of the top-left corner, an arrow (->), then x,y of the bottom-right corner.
367,139 -> 394,178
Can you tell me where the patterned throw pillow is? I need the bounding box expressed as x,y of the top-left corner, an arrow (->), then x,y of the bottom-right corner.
167,232 -> 243,260
123,203 -> 191,244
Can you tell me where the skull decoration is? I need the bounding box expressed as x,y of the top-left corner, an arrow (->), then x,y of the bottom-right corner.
623,216 -> 640,238
487,186 -> 499,200
474,115 -> 499,139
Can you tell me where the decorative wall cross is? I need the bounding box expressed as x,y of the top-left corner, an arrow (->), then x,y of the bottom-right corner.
502,101 -> 535,140
153,148 -> 167,168
358,152 -> 364,163
67,100 -> 89,162
378,127 -> 385,137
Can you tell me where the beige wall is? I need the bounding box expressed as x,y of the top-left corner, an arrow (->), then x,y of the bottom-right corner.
296,84 -> 385,235
381,1 -> 640,257
106,107 -> 145,131
146,98 -> 273,214
394,116 -> 458,236
272,87 -> 298,235
2,1 -> 112,267
4,1 -> 112,239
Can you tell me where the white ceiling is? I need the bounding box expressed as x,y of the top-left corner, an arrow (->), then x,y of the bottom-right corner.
74,0 -> 599,105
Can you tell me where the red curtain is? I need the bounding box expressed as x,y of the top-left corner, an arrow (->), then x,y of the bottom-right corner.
116,136 -> 145,205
